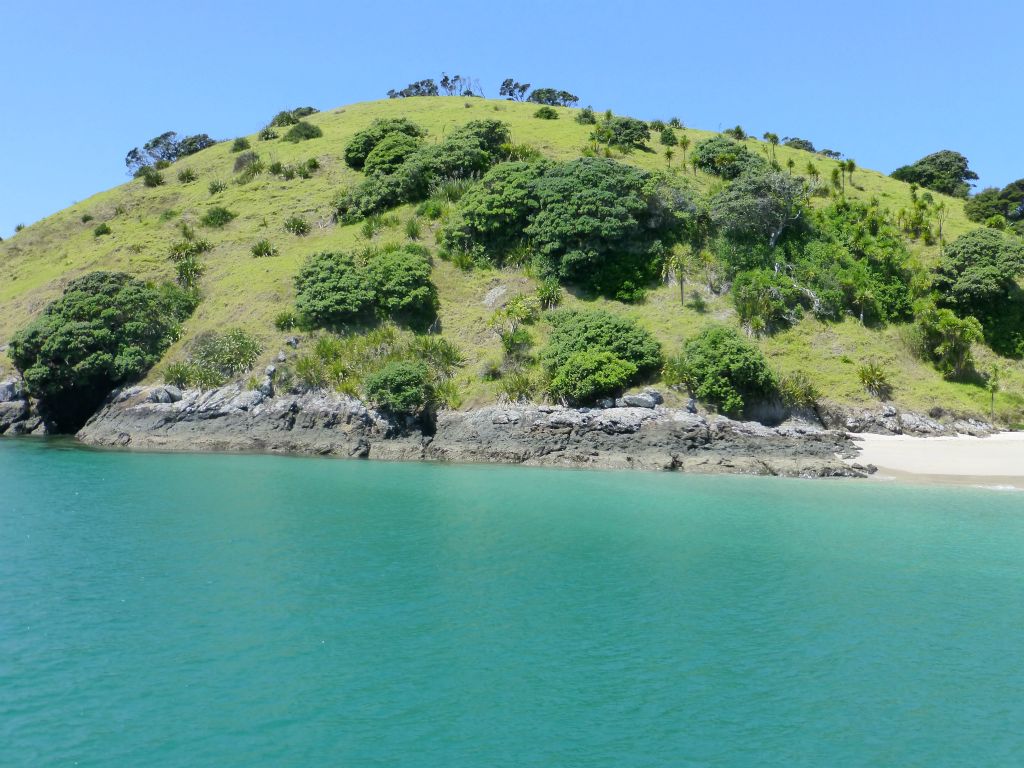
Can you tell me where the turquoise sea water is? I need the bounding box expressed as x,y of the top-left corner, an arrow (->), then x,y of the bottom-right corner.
1,440 -> 1023,767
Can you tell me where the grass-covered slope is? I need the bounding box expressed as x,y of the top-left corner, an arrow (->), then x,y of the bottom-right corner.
1,97 -> 1019,420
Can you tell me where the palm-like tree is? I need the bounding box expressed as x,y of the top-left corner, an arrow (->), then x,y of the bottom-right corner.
786,158 -> 795,175
806,161 -> 819,181
662,247 -> 691,306
762,132 -> 780,163
679,134 -> 691,170
664,147 -> 674,167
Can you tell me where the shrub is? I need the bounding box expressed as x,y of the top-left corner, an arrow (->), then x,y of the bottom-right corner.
575,106 -> 597,125
177,168 -> 197,183
258,126 -> 278,141
536,277 -> 562,309
344,118 -> 426,170
405,217 -> 422,240
81,213 -> 94,223
284,215 -> 310,236
231,137 -> 250,152
664,326 -> 776,417
692,135 -> 768,179
251,239 -> 278,258
534,106 -> 559,120
364,132 -> 422,176
295,251 -> 376,326
779,372 -> 819,408
500,142 -> 542,162
9,272 -> 195,430
364,361 -> 431,414
269,106 -> 318,127
549,350 -> 637,404
233,150 -> 260,173
732,268 -> 804,335
208,179 -> 227,195
140,166 -> 164,187
543,309 -> 661,384
592,116 -> 651,151
282,121 -> 323,143
914,304 -> 983,380
442,157 -> 693,298
192,328 -> 261,377
201,206 -> 236,228
93,222 -> 112,237
417,199 -> 446,220
857,361 -> 892,399
497,369 -> 537,403
274,310 -> 298,331
268,160 -> 284,176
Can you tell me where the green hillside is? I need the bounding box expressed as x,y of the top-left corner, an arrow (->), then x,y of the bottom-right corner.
3,96 -> 1022,424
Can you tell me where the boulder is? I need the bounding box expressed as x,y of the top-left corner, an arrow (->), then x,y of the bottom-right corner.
0,380 -> 22,403
622,392 -> 657,409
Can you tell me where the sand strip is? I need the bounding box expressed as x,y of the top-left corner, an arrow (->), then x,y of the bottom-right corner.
849,432 -> 1024,488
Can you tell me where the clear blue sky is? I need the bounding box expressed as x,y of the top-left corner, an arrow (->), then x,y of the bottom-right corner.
2,0 -> 1020,238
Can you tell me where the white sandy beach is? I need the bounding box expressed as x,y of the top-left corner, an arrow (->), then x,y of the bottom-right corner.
849,431 -> 1024,487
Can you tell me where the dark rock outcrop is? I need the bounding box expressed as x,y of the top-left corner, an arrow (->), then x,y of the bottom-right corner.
76,385 -> 865,478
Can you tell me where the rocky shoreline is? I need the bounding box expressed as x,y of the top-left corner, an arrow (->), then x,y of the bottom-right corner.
1,376 -> 999,478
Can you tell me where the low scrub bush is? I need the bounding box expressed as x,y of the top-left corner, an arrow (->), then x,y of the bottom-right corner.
258,126 -> 278,141
534,106 -> 559,120
201,206 -> 236,228
93,222 -> 112,237
858,361 -> 892,399
283,121 -> 322,142
274,310 -> 298,331
664,326 -> 776,417
364,133 -> 422,176
165,329 -> 262,389
177,167 -> 197,183
208,179 -> 227,195
233,150 -> 260,173
231,137 -> 250,152
779,372 -> 819,408
550,350 -> 636,404
251,239 -> 278,258
364,361 -> 431,414
284,216 -> 310,236
343,118 -> 426,170
81,213 -> 94,223
140,166 -> 164,187
541,310 -> 660,404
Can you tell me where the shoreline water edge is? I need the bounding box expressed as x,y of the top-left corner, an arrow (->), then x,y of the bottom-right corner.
5,377 -> 1021,486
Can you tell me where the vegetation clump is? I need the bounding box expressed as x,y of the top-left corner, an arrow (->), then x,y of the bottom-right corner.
294,245 -> 438,330
163,328 -> 261,390
542,309 -> 661,404
201,206 -> 236,228
692,136 -> 767,179
664,326 -> 776,417
282,121 -> 323,142
9,272 -> 196,430
343,118 -> 426,169
891,150 -> 978,198
442,157 -> 693,300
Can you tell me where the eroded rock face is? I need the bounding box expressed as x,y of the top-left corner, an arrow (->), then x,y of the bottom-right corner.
0,379 -> 48,436
75,385 -> 866,478
815,402 -> 996,437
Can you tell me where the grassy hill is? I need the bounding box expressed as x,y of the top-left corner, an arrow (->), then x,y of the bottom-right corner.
2,96 -> 1020,422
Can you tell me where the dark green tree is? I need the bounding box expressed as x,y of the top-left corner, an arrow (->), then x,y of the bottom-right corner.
891,150 -> 978,198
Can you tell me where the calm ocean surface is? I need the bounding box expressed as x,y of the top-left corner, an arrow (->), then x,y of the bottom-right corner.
1,439 -> 1022,767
